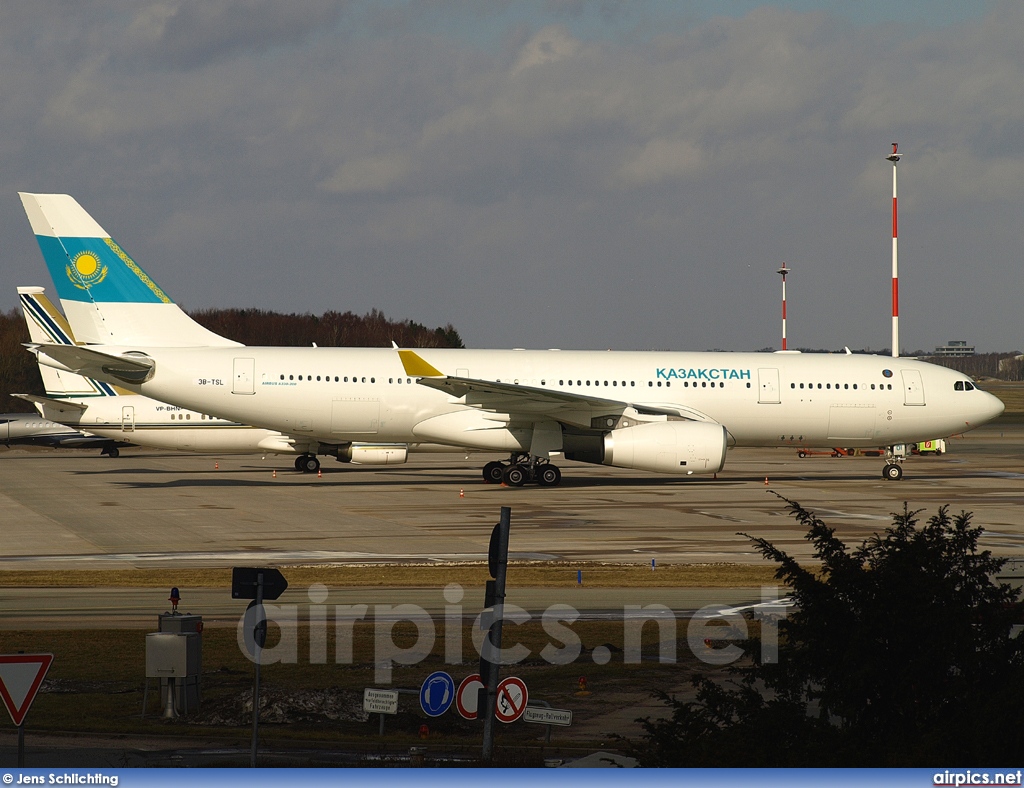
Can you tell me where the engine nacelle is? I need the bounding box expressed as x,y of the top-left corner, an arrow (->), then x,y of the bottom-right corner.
603,421 -> 727,475
336,444 -> 409,465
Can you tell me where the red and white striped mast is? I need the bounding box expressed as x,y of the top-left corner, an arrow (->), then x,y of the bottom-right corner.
776,263 -> 790,350
886,142 -> 902,358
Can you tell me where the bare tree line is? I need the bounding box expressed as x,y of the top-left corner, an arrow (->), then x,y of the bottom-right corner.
0,307 -> 464,413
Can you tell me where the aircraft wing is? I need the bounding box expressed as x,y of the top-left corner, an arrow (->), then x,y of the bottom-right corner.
397,349 -> 715,428
28,343 -> 155,384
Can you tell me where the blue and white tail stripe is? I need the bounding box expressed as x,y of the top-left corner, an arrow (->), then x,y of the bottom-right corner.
18,286 -> 119,398
19,289 -> 76,345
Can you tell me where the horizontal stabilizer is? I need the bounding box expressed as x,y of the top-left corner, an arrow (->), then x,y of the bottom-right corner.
30,343 -> 155,385
12,394 -> 88,411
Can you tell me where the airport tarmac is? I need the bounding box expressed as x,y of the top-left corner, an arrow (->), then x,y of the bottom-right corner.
2,423 -> 1024,571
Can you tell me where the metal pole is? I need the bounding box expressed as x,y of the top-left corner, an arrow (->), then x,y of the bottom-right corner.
776,264 -> 790,351
250,571 -> 264,768
887,143 -> 902,358
17,721 -> 24,767
481,506 -> 511,762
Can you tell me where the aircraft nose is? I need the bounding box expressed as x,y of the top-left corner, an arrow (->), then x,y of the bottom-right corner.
978,390 -> 1005,424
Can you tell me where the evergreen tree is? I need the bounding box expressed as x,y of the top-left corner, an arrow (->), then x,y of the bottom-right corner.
631,497 -> 1024,766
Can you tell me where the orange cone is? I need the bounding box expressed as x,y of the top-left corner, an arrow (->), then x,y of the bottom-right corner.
272,469 -> 277,479
764,476 -> 769,485
317,468 -> 322,478
459,489 -> 464,498
215,462 -> 219,470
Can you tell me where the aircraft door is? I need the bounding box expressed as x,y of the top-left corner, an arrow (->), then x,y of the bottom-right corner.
121,406 -> 135,432
901,370 -> 925,406
233,358 -> 255,394
758,368 -> 781,404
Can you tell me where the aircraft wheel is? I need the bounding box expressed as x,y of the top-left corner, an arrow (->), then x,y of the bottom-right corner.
301,455 -> 321,473
107,447 -> 120,458
797,451 -> 806,459
502,464 -> 527,487
883,463 -> 903,481
537,465 -> 562,487
482,461 -> 506,484
294,455 -> 306,471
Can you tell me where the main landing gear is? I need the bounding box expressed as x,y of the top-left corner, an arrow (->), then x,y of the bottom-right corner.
482,453 -> 563,487
294,453 -> 321,473
881,444 -> 907,481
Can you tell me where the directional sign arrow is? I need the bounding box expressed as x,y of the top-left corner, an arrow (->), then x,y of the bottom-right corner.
231,567 -> 288,600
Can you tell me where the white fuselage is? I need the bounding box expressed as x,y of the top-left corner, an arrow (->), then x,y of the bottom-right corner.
76,347 -> 1002,456
29,393 -> 295,453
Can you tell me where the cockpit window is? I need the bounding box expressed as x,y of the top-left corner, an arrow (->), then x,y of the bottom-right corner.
965,381 -> 975,391
954,381 -> 964,391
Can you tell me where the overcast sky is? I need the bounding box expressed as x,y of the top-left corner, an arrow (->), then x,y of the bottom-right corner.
2,1 -> 1020,353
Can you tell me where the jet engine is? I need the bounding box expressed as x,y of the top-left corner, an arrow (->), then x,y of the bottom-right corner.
335,444 -> 409,465
602,421 -> 727,474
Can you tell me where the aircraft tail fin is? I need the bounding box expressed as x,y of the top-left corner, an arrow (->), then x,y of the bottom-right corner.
18,286 -> 126,398
19,193 -> 241,347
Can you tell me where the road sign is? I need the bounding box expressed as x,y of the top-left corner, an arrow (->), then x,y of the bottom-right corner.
231,567 -> 288,600
419,671 -> 455,717
494,676 -> 528,723
0,654 -> 54,726
363,688 -> 399,715
523,706 -> 572,727
456,673 -> 484,720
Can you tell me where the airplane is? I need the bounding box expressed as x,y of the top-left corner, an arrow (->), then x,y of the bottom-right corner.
20,192 -> 1005,486
16,285 -> 456,471
0,410 -> 127,455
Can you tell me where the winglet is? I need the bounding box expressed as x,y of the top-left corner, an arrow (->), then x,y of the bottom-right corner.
397,349 -> 445,378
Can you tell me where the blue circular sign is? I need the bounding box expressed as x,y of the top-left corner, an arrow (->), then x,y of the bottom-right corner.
419,671 -> 455,717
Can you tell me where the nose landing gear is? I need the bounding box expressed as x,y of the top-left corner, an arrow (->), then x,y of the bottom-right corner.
881,444 -> 907,481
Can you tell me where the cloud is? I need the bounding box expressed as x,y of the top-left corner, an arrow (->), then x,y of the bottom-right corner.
3,3 -> 1024,353
122,0 -> 345,69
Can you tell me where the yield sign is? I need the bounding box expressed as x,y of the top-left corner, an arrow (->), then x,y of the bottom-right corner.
494,676 -> 528,723
0,654 -> 53,726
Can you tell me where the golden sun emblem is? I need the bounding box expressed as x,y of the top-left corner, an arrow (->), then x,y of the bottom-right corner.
66,250 -> 108,289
